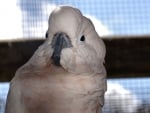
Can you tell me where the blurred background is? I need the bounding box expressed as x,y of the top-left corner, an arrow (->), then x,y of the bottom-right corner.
0,0 -> 150,113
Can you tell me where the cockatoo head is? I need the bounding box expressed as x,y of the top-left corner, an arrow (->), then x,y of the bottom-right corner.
46,6 -> 106,74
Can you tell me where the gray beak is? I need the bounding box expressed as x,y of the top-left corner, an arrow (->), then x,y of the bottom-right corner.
51,32 -> 72,66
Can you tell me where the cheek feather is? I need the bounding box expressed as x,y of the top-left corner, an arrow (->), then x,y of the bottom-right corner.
60,48 -> 76,71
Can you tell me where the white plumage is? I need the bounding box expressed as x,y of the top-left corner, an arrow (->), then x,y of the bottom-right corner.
5,6 -> 106,113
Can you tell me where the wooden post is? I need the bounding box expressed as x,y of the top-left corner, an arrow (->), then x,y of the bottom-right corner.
0,36 -> 150,81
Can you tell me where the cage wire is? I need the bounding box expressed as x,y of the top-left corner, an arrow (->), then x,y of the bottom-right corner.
19,0 -> 150,37
0,0 -> 150,113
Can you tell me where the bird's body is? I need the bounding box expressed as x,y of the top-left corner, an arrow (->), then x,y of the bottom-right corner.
5,6 -> 106,113
7,65 -> 105,113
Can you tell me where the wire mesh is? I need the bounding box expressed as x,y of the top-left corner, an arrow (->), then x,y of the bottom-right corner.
1,78 -> 150,113
20,0 -> 150,37
0,0 -> 150,38
0,0 -> 150,113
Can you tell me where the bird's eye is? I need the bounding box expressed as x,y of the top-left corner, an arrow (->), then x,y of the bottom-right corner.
45,32 -> 48,38
80,35 -> 85,41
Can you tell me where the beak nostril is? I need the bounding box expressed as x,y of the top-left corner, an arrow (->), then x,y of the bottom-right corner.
52,32 -> 72,49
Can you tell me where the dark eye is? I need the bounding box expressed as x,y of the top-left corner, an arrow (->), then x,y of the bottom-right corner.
80,35 -> 85,41
45,32 -> 48,38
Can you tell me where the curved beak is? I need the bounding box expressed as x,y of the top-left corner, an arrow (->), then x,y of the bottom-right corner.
51,32 -> 72,66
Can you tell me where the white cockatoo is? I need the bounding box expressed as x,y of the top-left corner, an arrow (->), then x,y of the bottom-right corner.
5,6 -> 106,113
